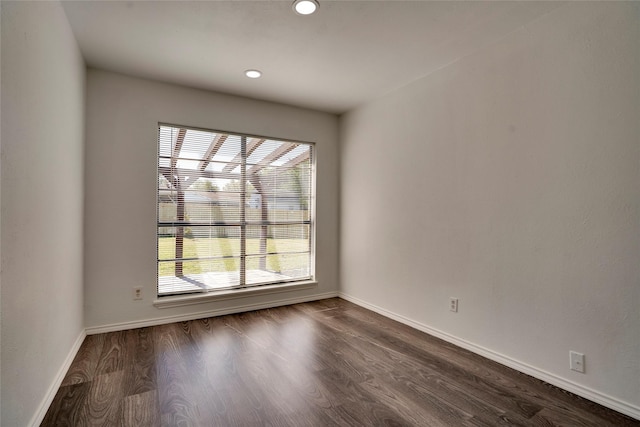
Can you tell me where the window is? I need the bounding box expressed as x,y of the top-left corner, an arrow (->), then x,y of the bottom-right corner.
157,124 -> 314,296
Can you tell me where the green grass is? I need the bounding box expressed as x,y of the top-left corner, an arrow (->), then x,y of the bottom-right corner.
158,237 -> 310,276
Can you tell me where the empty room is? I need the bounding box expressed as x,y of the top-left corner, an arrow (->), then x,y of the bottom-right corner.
1,0 -> 638,425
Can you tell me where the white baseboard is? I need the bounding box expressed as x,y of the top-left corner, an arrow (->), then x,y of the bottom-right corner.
339,292 -> 640,421
86,291 -> 339,335
29,329 -> 87,427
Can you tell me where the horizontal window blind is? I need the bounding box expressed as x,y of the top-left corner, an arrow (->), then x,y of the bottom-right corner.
157,124 -> 314,296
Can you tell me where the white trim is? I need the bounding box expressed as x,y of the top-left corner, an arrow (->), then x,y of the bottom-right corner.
87,291 -> 338,335
339,292 -> 640,421
153,280 -> 318,309
29,329 -> 87,427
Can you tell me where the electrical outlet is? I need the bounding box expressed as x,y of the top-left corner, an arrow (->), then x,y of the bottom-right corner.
570,351 -> 585,373
133,287 -> 143,301
450,297 -> 458,312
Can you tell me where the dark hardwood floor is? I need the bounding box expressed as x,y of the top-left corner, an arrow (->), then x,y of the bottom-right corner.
42,298 -> 638,426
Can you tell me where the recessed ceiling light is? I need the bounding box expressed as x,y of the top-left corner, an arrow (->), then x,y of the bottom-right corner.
245,69 -> 262,79
293,0 -> 319,15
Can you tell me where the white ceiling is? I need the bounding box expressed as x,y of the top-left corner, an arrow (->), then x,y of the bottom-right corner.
61,1 -> 561,114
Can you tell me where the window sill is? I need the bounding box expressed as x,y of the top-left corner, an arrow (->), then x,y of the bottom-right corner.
153,280 -> 318,309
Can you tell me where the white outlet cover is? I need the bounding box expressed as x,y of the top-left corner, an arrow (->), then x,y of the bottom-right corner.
450,298 -> 458,312
570,351 -> 585,373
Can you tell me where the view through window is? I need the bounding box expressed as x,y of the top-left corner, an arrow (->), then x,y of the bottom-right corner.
157,124 -> 314,296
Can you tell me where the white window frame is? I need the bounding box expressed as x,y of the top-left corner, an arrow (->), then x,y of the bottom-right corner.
155,123 -> 316,305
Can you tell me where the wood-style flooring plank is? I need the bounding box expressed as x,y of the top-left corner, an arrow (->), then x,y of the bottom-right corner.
123,390 -> 159,427
123,327 -> 156,397
154,322 -> 207,424
40,382 -> 91,426
41,298 -> 640,427
77,371 -> 125,426
93,330 -> 129,376
60,334 -> 105,386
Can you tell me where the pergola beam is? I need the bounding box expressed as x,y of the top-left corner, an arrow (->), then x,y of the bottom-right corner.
198,134 -> 228,171
170,128 -> 186,171
246,143 -> 298,175
159,166 -> 241,183
221,138 -> 264,173
281,150 -> 310,168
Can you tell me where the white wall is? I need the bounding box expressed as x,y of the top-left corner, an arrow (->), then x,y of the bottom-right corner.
1,2 -> 86,425
340,2 -> 639,415
84,69 -> 339,328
